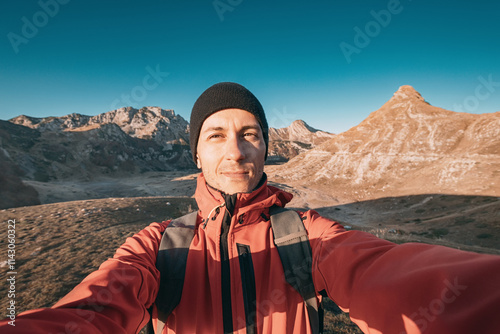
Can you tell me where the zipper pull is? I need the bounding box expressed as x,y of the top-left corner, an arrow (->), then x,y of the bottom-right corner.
202,202 -> 226,229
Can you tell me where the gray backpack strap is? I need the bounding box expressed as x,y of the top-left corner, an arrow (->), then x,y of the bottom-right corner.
153,211 -> 198,334
270,206 -> 321,334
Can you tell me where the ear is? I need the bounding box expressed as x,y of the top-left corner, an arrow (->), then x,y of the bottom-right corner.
196,155 -> 201,169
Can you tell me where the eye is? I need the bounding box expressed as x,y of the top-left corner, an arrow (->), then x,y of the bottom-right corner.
208,133 -> 223,140
243,132 -> 261,142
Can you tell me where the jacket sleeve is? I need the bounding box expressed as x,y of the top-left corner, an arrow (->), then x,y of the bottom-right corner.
304,210 -> 500,334
0,221 -> 168,334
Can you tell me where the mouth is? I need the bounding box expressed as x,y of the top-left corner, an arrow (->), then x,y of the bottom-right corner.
220,170 -> 250,179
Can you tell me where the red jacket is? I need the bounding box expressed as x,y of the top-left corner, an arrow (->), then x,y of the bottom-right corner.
2,174 -> 500,333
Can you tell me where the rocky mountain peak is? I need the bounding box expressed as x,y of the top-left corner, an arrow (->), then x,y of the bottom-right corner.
390,85 -> 427,103
9,115 -> 39,127
361,85 -> 446,125
267,119 -> 335,163
269,120 -> 334,142
288,119 -> 317,133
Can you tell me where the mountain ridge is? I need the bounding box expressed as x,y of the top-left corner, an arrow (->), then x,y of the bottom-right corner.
2,85 -> 499,208
268,85 -> 500,201
1,106 -> 329,208
2,107 -> 194,183
10,106 -> 190,146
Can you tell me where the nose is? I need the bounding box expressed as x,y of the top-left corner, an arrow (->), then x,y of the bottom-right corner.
225,136 -> 245,161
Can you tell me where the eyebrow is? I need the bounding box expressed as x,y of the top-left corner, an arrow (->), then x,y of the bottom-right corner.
201,126 -> 225,133
201,125 -> 261,133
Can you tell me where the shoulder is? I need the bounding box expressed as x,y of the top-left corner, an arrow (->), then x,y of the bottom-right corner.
296,209 -> 346,238
113,221 -> 171,261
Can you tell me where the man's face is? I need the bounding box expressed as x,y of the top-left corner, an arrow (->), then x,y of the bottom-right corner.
196,108 -> 266,194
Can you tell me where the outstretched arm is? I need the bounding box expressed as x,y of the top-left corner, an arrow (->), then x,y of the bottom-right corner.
304,210 -> 500,334
0,221 -> 168,334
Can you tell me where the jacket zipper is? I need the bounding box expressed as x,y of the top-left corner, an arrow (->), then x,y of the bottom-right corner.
221,193 -> 237,333
237,243 -> 257,334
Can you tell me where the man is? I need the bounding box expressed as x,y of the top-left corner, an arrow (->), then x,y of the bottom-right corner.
2,82 -> 500,333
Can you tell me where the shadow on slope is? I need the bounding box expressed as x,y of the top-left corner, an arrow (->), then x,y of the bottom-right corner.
314,194 -> 500,253
25,171 -> 199,205
0,150 -> 40,209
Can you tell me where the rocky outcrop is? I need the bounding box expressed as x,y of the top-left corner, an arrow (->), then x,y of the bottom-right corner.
269,85 -> 500,200
10,106 -> 190,146
5,107 -> 194,183
268,120 -> 335,162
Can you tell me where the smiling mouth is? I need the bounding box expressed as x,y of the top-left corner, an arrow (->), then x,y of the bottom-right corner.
221,170 -> 249,178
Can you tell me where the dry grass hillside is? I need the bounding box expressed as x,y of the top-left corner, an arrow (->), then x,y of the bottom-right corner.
0,197 -> 197,311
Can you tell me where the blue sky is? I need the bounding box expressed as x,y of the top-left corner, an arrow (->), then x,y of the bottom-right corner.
1,0 -> 499,133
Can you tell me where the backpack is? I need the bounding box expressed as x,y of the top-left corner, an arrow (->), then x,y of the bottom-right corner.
147,206 -> 322,334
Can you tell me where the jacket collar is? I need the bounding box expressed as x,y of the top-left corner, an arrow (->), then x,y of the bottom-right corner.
194,173 -> 293,220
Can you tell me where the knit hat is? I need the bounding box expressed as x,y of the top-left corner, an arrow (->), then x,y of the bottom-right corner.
189,82 -> 269,163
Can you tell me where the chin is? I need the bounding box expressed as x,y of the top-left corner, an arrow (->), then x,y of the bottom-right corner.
220,181 -> 254,194
223,186 -> 251,195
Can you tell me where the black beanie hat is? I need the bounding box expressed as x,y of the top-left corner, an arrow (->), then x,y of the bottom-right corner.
190,82 -> 269,163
